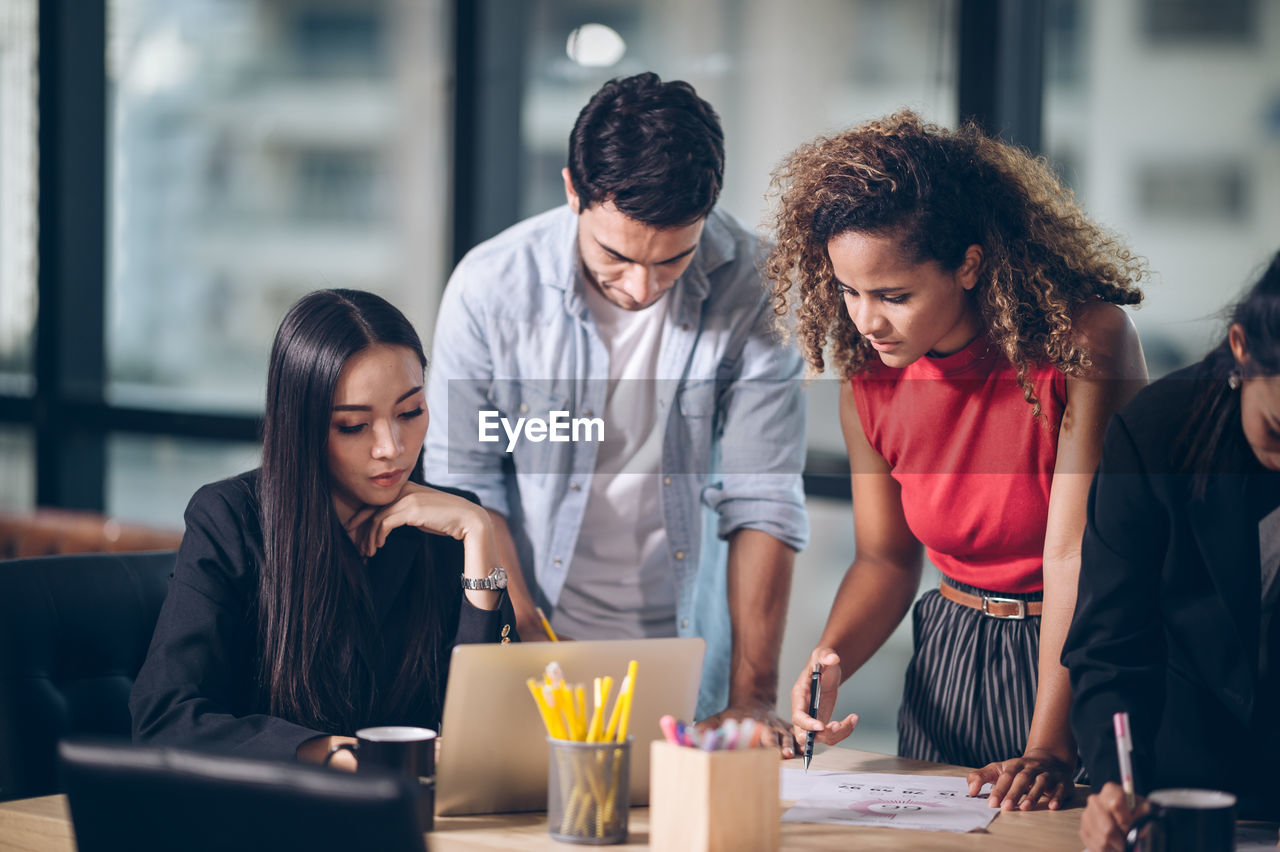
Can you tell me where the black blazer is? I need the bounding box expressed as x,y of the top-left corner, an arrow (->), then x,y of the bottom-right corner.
129,471 -> 516,762
1063,362 -> 1279,818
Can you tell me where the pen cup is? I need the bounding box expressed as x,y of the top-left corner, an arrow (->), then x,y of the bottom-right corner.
546,737 -> 631,845
649,740 -> 779,852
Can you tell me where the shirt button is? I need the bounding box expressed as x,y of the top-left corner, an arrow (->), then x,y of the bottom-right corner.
681,323 -> 690,332
569,481 -> 581,491
583,408 -> 594,417
674,551 -> 685,561
681,619 -> 689,629
554,558 -> 563,567
519,402 -> 529,413
663,476 -> 671,485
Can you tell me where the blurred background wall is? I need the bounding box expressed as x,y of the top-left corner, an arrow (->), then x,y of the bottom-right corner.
1,0 -> 1277,754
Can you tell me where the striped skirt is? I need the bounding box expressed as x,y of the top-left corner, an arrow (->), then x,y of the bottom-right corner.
897,578 -> 1043,768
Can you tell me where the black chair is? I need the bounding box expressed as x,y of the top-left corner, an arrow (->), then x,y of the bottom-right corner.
0,550 -> 174,802
60,740 -> 427,852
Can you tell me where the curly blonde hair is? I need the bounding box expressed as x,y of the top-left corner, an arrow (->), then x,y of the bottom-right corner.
766,110 -> 1145,416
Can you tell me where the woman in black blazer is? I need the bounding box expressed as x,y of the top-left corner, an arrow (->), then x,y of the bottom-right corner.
130,289 -> 516,768
1065,252 -> 1280,849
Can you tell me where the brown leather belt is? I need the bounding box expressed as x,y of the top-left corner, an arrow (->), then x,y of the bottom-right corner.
939,580 -> 1042,620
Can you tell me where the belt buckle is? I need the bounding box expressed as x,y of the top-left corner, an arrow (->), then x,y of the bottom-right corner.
981,595 -> 1026,620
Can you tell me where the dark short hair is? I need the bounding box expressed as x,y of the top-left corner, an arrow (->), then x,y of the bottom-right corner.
567,72 -> 724,228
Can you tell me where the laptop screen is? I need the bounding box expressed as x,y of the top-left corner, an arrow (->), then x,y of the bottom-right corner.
435,636 -> 705,816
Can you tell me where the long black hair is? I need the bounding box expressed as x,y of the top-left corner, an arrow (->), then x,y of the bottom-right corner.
1181,250 -> 1280,496
258,288 -> 451,731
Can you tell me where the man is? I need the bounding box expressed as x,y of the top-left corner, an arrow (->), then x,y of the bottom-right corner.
424,73 -> 808,729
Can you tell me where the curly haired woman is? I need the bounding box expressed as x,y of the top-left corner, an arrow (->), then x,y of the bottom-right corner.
769,111 -> 1148,811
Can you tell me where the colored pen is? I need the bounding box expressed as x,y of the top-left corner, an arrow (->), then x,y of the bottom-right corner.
737,718 -> 756,749
1113,711 -> 1135,810
536,606 -> 559,642
659,714 -> 679,745
720,718 -> 740,750
804,663 -> 821,773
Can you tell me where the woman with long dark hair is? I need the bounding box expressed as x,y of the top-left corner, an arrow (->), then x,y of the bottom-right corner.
1069,252 -> 1280,848
131,289 -> 515,766
767,111 -> 1149,810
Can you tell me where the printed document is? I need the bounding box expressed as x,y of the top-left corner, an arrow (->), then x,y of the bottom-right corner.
780,769 -> 998,833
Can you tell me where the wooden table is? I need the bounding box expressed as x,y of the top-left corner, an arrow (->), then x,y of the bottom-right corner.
0,746 -> 1094,851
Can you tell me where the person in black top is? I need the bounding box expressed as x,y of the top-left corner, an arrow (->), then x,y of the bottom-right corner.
1066,252 -> 1280,850
130,289 -> 517,769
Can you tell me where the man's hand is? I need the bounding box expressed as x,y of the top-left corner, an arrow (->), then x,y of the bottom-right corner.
1080,782 -> 1144,852
697,698 -> 795,758
790,648 -> 859,752
966,747 -> 1075,811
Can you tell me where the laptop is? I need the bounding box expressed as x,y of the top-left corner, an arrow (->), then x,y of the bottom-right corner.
59,739 -> 426,852
435,636 -> 705,815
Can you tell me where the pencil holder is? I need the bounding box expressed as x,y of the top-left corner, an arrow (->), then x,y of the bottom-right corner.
546,737 -> 631,845
648,741 -> 779,852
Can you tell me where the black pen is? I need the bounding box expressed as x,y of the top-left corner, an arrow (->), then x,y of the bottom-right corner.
804,662 -> 821,773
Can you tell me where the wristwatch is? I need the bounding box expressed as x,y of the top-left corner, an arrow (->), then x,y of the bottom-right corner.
460,565 -> 508,591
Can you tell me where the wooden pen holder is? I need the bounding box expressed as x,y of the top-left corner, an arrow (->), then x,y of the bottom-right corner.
648,741 -> 779,852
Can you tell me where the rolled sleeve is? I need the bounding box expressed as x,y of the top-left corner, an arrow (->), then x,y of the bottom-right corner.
701,298 -> 809,551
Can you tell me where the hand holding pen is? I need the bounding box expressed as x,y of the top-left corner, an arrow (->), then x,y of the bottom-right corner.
804,663 -> 820,772
1113,711 -> 1135,809
790,648 -> 859,754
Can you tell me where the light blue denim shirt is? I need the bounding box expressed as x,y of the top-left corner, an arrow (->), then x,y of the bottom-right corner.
424,205 -> 809,717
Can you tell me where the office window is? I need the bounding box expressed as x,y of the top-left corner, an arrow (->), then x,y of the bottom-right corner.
0,1 -> 37,395
287,4 -> 386,78
107,434 -> 261,528
293,147 -> 386,224
104,0 -> 452,501
1137,160 -> 1248,221
0,426 -> 33,512
107,0 -> 451,412
1044,0 -> 1280,373
1142,0 -> 1256,44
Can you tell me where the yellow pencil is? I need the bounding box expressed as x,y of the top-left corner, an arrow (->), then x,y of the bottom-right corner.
586,677 -> 605,742
603,675 -> 627,741
536,606 -> 559,642
527,678 -> 566,739
574,685 -> 588,740
616,660 -> 638,743
555,683 -> 577,739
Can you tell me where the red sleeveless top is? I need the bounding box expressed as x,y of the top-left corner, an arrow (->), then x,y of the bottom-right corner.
849,335 -> 1067,593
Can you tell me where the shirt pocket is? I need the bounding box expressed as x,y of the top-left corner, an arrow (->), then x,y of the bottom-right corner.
674,380 -> 719,477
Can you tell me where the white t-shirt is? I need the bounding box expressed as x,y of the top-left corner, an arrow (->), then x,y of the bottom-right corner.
550,273 -> 677,639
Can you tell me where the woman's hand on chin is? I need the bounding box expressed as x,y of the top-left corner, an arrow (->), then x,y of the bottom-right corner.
355,481 -> 492,558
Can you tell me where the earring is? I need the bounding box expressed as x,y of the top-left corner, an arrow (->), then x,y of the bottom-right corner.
1228,370 -> 1241,391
